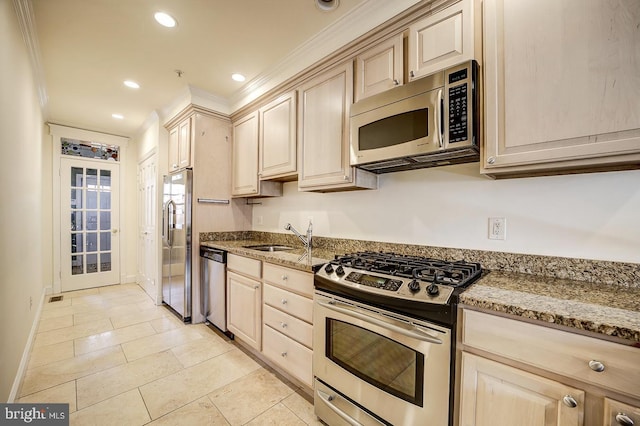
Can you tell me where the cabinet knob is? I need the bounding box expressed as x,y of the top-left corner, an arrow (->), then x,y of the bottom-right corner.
487,156 -> 496,165
281,351 -> 288,357
280,322 -> 287,328
410,70 -> 415,78
588,360 -> 605,372
616,413 -> 635,426
562,395 -> 578,408
254,285 -> 259,289
281,274 -> 288,281
281,299 -> 288,305
393,79 -> 400,86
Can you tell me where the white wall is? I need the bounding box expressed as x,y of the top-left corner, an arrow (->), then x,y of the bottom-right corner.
252,163 -> 640,264
0,0 -> 46,401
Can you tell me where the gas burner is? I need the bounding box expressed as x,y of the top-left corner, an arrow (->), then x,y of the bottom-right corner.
330,251 -> 481,288
315,251 -> 484,326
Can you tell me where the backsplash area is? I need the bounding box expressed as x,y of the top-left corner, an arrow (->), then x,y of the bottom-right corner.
201,231 -> 640,289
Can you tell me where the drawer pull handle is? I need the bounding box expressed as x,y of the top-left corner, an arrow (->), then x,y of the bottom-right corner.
280,322 -> 287,328
281,299 -> 288,305
281,351 -> 287,357
616,413 -> 634,426
282,275 -> 288,281
588,360 -> 605,372
562,395 -> 578,408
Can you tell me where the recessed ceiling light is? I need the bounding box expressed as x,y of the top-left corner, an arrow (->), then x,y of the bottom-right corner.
112,114 -> 124,120
154,12 -> 177,28
231,73 -> 246,82
123,80 -> 140,89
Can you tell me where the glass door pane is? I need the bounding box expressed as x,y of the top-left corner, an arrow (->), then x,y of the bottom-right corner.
63,160 -> 118,286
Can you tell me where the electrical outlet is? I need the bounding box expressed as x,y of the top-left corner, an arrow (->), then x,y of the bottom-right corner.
488,217 -> 506,240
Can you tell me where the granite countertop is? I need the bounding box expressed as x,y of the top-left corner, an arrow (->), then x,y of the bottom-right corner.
461,271 -> 640,344
201,240 -> 334,272
201,234 -> 640,345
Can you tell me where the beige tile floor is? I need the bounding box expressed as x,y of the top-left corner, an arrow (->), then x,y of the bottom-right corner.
17,283 -> 322,426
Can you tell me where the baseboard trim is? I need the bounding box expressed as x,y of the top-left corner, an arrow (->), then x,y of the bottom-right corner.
7,287 -> 47,402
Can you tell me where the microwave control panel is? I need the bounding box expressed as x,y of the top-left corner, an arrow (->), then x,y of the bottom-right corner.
448,68 -> 469,143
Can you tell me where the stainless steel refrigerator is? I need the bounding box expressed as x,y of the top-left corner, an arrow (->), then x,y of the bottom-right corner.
162,169 -> 193,321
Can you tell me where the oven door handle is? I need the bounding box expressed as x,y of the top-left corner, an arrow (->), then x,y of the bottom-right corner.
317,389 -> 373,426
318,300 -> 443,344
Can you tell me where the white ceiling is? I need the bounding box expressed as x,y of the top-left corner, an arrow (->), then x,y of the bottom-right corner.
29,0 -> 417,137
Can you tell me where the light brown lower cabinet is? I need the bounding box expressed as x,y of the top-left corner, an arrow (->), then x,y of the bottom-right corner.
604,398 -> 640,426
459,309 -> 640,426
226,270 -> 262,351
459,352 -> 584,426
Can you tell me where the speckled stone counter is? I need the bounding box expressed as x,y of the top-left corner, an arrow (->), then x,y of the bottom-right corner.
460,271 -> 640,343
200,231 -> 640,343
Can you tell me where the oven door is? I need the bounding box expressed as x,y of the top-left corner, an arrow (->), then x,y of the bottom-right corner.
313,291 -> 451,426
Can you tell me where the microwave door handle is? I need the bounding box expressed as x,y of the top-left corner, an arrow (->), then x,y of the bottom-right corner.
436,88 -> 444,148
318,300 -> 442,344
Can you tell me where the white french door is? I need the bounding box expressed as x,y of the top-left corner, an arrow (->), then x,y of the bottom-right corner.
60,157 -> 120,291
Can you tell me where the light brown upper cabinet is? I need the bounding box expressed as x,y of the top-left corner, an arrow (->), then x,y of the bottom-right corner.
258,91 -> 297,181
297,60 -> 377,192
231,111 -> 260,197
168,115 -> 192,171
482,0 -> 640,178
231,111 -> 282,198
354,33 -> 404,102
407,0 -> 475,81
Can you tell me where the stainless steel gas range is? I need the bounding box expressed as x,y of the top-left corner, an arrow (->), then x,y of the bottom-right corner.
313,251 -> 482,426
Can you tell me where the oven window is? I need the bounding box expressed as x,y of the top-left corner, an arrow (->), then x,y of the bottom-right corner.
358,108 -> 428,151
326,319 -> 424,406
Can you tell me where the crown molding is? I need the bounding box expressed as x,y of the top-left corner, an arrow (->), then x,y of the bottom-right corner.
12,0 -> 48,119
229,0 -> 422,112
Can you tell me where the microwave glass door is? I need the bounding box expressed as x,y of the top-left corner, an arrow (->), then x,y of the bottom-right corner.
358,108 -> 429,151
326,318 -> 425,406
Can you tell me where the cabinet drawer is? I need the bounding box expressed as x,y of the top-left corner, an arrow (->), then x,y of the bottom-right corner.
263,284 -> 313,323
263,263 -> 313,297
263,304 -> 313,348
227,253 -> 261,279
462,310 -> 640,398
603,398 -> 640,426
262,324 -> 313,387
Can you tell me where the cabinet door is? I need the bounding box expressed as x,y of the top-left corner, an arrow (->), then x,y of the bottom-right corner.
297,61 -> 354,190
482,0 -> 640,176
259,91 -> 297,180
231,111 -> 259,196
168,126 -> 179,171
168,118 -> 192,171
460,352 -> 584,426
407,0 -> 474,81
354,33 -> 403,102
604,398 -> 640,426
226,271 -> 261,350
177,117 -> 191,169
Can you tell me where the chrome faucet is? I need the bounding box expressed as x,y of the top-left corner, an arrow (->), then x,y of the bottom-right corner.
285,221 -> 312,261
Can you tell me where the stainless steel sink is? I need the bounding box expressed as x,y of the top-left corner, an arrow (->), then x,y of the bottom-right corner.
243,244 -> 295,252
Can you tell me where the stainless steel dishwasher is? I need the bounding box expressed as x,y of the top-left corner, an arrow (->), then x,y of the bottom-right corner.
199,246 -> 232,336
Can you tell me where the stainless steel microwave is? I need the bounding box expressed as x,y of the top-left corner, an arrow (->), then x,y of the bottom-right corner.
350,60 -> 479,174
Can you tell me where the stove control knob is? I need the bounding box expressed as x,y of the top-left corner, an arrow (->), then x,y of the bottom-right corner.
426,283 -> 440,296
335,266 -> 345,276
408,280 -> 421,292
324,264 -> 334,274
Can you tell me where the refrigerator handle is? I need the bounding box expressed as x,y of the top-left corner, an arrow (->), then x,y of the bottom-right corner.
167,200 -> 176,246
